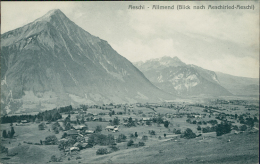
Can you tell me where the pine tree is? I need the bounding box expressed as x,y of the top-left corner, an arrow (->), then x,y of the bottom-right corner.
2,130 -> 7,138
10,127 -> 15,138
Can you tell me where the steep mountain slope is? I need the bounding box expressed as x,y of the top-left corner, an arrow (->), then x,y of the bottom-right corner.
216,72 -> 259,96
134,56 -> 232,96
1,9 -> 175,114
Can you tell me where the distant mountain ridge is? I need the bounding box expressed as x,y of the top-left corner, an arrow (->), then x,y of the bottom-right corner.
134,56 -> 233,96
216,72 -> 259,96
1,9 -> 175,114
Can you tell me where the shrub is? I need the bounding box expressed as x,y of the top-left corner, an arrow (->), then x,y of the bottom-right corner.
158,136 -> 162,140
45,135 -> 58,145
149,130 -> 156,135
50,155 -> 61,162
38,123 -> 46,130
116,134 -> 127,143
164,121 -> 170,128
109,145 -> 120,152
127,140 -> 134,147
96,148 -> 108,155
175,129 -> 181,134
130,133 -> 135,139
0,145 -> 8,154
95,125 -> 102,133
239,125 -> 247,131
87,134 -> 115,146
183,128 -> 196,139
146,121 -> 151,126
142,135 -> 148,141
197,126 -> 201,131
138,142 -> 145,146
232,125 -> 239,131
61,132 -> 67,139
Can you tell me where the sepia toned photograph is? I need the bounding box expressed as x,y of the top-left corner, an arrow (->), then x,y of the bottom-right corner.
1,1 -> 259,164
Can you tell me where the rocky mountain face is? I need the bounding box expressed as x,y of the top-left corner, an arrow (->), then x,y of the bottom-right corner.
1,9 -> 175,114
134,57 -> 232,96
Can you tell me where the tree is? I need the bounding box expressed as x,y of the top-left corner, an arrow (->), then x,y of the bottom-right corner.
65,122 -> 72,131
146,120 -> 151,126
116,134 -> 127,143
7,131 -> 11,138
138,142 -> 145,146
239,125 -> 247,131
38,122 -> 46,130
10,127 -> 15,138
164,121 -> 170,128
164,133 -> 166,138
2,130 -> 7,138
135,132 -> 138,138
197,126 -> 201,131
149,130 -> 156,135
95,125 -> 102,133
96,148 -> 108,155
127,140 -> 134,146
216,121 -> 232,136
45,135 -> 58,145
112,117 -> 120,125
183,128 -> 196,139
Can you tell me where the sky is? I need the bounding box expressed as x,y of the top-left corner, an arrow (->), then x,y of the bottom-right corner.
2,1 -> 259,78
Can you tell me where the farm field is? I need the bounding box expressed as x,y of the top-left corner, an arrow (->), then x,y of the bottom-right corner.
0,97 -> 259,164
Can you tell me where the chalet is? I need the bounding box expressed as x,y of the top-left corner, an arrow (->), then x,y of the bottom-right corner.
113,127 -> 119,132
70,147 -> 79,151
74,125 -> 88,131
67,130 -> 78,136
142,118 -> 151,121
106,126 -> 120,132
21,120 -> 28,124
85,130 -> 94,134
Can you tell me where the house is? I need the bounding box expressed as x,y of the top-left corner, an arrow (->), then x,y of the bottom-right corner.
74,125 -> 88,131
70,147 -> 79,151
106,126 -> 117,131
142,118 -> 151,121
113,127 -> 119,132
85,130 -> 94,134
67,130 -> 78,136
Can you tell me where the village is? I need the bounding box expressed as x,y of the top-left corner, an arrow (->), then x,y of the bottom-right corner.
0,98 -> 259,163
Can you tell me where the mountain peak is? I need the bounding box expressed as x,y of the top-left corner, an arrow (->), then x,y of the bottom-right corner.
157,56 -> 186,67
35,9 -> 68,23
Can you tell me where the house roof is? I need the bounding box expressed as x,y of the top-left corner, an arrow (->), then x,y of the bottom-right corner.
67,130 -> 78,135
70,147 -> 79,151
85,130 -> 94,133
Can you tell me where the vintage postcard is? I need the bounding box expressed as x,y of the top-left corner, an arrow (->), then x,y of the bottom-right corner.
1,1 -> 259,164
